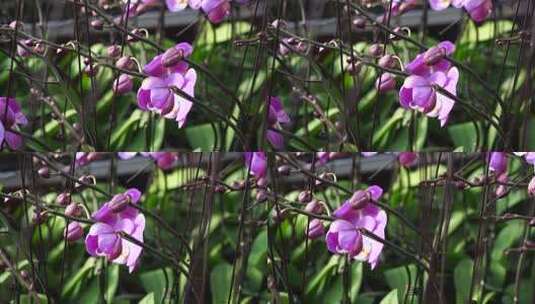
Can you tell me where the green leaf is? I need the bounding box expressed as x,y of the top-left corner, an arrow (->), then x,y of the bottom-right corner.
448,122 -> 480,151
384,264 -> 418,302
210,263 -> 233,304
139,268 -> 174,304
454,258 -> 474,304
380,289 -> 399,304
185,123 -> 216,151
139,292 -> 156,304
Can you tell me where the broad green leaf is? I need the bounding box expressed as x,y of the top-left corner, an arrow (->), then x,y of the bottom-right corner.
210,263 -> 233,304
454,258 -> 474,304
139,268 -> 174,304
380,289 -> 399,304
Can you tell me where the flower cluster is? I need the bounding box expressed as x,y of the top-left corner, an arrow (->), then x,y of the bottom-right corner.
138,43 -> 197,128
0,97 -> 28,150
123,0 -> 249,24
326,186 -> 387,269
85,188 -> 146,273
399,41 -> 459,126
429,0 -> 492,23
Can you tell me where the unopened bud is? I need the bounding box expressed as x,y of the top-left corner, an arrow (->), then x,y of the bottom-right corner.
368,43 -> 384,57
115,56 -> 135,70
256,190 -> 268,202
56,192 -> 71,206
378,54 -> 396,69
528,176 -> 535,197
306,219 -> 324,239
91,19 -> 104,30
256,177 -> 269,188
277,165 -> 290,176
107,45 -> 121,58
298,190 -> 312,203
64,222 -> 84,242
352,17 -> 366,29
65,203 -> 83,217
113,74 -> 133,95
375,73 -> 396,93
304,200 -> 323,214
38,167 -> 50,179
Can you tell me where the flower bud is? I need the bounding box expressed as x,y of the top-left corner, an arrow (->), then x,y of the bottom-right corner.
375,73 -> 396,93
352,17 -> 366,29
38,167 -> 50,179
529,218 -> 535,227
56,192 -> 71,206
91,19 -> 104,30
65,203 -> 83,217
113,74 -> 133,95
162,47 -> 185,67
277,165 -> 290,176
271,19 -> 287,29
115,56 -> 135,70
378,54 -> 396,69
32,211 -> 48,225
64,222 -> 84,242
108,193 -> 131,213
398,152 -> 418,167
367,43 -> 384,57
256,189 -> 268,202
304,200 -> 323,214
107,45 -> 121,58
349,190 -> 370,209
298,190 -> 312,203
83,64 -> 98,76
256,177 -> 269,188
75,175 -> 95,191
231,180 -> 246,190
9,21 -> 24,31
495,185 -> 507,199
528,176 -> 535,197
306,219 -> 324,239
423,45 -> 447,66
270,208 -> 289,223
214,185 -> 226,193
346,60 -> 362,75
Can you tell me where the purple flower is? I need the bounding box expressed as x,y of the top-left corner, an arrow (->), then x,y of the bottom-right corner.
326,185 -> 387,269
400,41 -> 459,126
85,188 -> 145,273
118,152 -> 178,170
398,152 -> 418,167
244,152 -> 267,179
489,152 -> 507,176
266,96 -> 290,149
138,43 -> 197,128
75,152 -> 102,167
0,97 -> 28,150
428,0 -> 492,22
513,152 -> 535,166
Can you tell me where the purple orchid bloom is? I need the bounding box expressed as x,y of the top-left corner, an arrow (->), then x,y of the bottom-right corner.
244,152 -> 267,179
85,188 -> 145,273
138,43 -> 197,128
489,152 -> 507,176
398,152 -> 418,167
326,185 -> 387,269
428,0 -> 492,22
118,152 -> 178,170
0,97 -> 28,150
266,96 -> 290,149
513,152 -> 535,166
400,41 -> 459,126
75,152 -> 102,167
